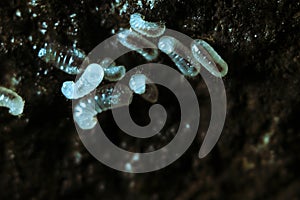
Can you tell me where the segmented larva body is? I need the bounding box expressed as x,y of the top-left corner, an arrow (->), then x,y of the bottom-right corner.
99,57 -> 126,82
158,36 -> 201,77
129,74 -> 147,94
73,83 -> 133,130
117,29 -> 159,61
38,42 -> 86,75
61,63 -> 104,99
95,83 -> 133,112
0,86 -> 25,116
128,73 -> 159,103
73,97 -> 98,130
191,39 -> 228,77
130,13 -> 166,38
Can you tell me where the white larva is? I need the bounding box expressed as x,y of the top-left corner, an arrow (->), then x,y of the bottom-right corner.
191,39 -> 228,77
73,97 -> 98,130
130,13 -> 166,38
99,57 -> 126,82
0,86 -> 25,116
129,74 -> 147,94
158,36 -> 201,77
117,29 -> 159,61
73,83 -> 133,130
38,42 -> 86,75
94,83 -> 133,112
61,63 -> 104,99
128,73 -> 159,103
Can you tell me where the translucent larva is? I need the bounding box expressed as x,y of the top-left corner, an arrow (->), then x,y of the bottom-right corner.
0,86 -> 25,116
191,39 -> 228,77
129,74 -> 147,94
95,83 -> 133,112
141,83 -> 159,103
73,97 -> 98,130
117,29 -> 158,61
158,36 -> 201,77
38,42 -> 86,75
128,73 -> 158,103
61,63 -> 104,99
99,57 -> 126,82
103,66 -> 126,82
73,83 -> 133,130
130,13 -> 166,38
99,57 -> 116,67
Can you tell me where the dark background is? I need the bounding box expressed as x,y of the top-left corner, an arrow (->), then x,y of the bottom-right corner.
0,0 -> 299,199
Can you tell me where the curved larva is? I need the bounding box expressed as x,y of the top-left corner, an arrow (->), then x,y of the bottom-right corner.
73,97 -> 98,130
73,83 -> 133,130
158,36 -> 201,77
0,86 -> 25,116
38,42 -> 86,75
130,13 -> 166,38
129,74 -> 147,94
191,39 -> 228,77
95,83 -> 133,112
128,73 -> 159,103
141,83 -> 159,103
117,29 -> 159,61
99,58 -> 126,82
61,63 -> 104,99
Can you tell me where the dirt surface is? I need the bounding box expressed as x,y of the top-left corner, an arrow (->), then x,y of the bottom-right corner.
0,0 -> 300,199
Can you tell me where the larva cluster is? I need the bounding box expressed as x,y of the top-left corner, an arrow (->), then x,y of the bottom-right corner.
128,14 -> 228,78
73,83 -> 133,130
61,63 -> 104,99
0,86 -> 25,116
70,12 -> 228,130
38,42 -> 86,75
